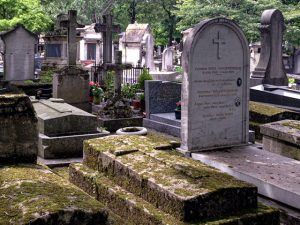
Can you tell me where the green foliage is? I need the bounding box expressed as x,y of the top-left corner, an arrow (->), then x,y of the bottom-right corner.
0,0 -> 52,32
175,0 -> 300,46
24,68 -> 55,85
103,70 -> 115,100
121,83 -> 139,99
137,68 -> 152,90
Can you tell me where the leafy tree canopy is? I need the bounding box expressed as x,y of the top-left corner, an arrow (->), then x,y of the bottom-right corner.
0,0 -> 52,32
175,0 -> 300,46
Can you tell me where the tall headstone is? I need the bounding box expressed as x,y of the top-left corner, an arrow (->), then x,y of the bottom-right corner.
52,10 -> 90,112
162,47 -> 174,71
0,25 -> 38,81
180,18 -> 249,152
251,9 -> 288,86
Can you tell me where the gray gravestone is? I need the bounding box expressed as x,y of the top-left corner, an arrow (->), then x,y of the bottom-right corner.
145,80 -> 181,118
180,18 -> 249,152
251,9 -> 288,86
162,47 -> 174,71
0,25 -> 38,81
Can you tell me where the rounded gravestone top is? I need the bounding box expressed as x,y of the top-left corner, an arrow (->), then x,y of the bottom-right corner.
261,9 -> 284,25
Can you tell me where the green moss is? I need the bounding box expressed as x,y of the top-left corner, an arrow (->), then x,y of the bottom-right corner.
0,164 -> 106,224
250,101 -> 287,116
71,163 -> 279,225
282,121 -> 300,130
84,135 -> 253,199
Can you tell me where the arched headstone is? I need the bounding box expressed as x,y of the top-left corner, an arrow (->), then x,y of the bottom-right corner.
252,9 -> 288,86
180,18 -> 249,152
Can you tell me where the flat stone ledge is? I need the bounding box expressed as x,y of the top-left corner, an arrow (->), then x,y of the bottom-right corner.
260,120 -> 300,146
192,145 -> 300,210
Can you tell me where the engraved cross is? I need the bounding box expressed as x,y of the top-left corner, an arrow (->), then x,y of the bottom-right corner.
213,32 -> 226,60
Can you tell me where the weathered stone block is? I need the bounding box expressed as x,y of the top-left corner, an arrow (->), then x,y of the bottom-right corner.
70,163 -> 279,225
0,94 -> 38,163
0,164 -> 111,224
82,135 -> 258,222
52,66 -> 90,112
261,120 -> 300,160
98,116 -> 143,132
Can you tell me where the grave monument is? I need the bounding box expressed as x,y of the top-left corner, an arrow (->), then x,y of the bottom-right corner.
52,10 -> 91,112
0,25 -> 38,82
251,9 -> 288,86
180,17 -> 249,152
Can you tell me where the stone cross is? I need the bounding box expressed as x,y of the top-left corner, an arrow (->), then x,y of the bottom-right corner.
60,10 -> 84,66
94,14 -> 121,64
213,31 -> 226,59
252,9 -> 288,86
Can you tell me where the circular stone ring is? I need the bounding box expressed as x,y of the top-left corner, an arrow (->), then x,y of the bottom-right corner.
116,127 -> 148,136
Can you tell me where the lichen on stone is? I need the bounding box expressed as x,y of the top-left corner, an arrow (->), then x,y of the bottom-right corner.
0,164 -> 108,224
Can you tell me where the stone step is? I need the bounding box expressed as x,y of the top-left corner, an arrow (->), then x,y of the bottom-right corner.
70,163 -> 279,225
83,135 -> 258,222
150,113 -> 181,127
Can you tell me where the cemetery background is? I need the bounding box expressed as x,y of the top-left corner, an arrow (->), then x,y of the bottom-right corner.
0,1 -> 300,224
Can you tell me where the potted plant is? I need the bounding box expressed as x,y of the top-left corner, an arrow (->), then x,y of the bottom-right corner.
175,101 -> 181,120
92,82 -> 104,105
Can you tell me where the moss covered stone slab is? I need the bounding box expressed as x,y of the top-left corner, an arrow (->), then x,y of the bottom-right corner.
249,101 -> 300,140
0,94 -> 38,164
0,164 -> 113,225
70,163 -> 279,225
261,120 -> 300,160
83,135 -> 257,222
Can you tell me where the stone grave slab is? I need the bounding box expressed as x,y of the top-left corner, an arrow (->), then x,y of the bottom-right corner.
70,135 -> 279,224
181,17 -> 249,152
192,144 -> 300,210
0,94 -> 38,163
261,120 -> 300,160
0,164 -> 117,224
32,97 -> 109,159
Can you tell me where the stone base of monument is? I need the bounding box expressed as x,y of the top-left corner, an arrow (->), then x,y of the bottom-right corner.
52,66 -> 91,112
250,76 -> 264,87
32,97 -> 109,159
38,129 -> 109,159
0,164 -> 121,224
260,120 -> 300,161
0,94 -> 38,164
143,113 -> 181,137
69,135 -> 279,224
192,144 -> 300,210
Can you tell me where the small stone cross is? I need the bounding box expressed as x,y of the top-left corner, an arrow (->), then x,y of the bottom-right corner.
60,10 -> 84,66
213,31 -> 226,59
94,14 -> 121,64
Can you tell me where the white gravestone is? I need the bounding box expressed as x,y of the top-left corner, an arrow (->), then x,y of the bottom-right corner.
180,18 -> 249,152
162,47 -> 174,71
